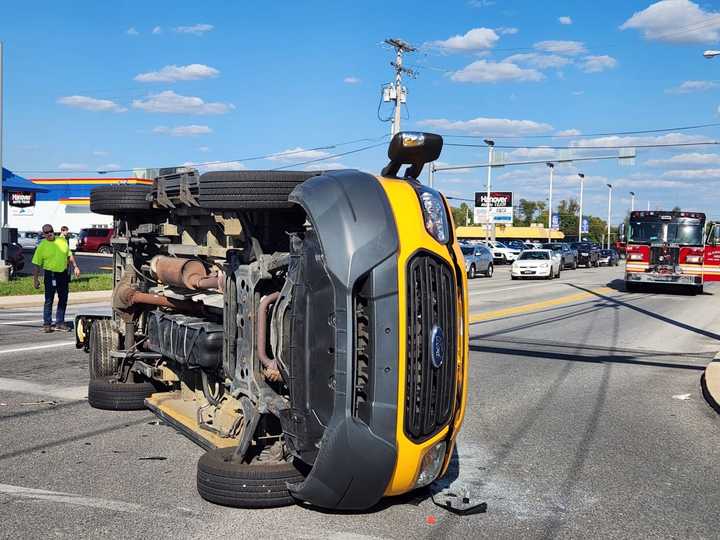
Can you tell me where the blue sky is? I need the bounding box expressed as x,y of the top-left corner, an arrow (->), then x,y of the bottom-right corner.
3,0 -> 720,222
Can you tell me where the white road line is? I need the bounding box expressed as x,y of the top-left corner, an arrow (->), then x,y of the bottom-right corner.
470,280 -> 596,296
0,341 -> 75,355
0,378 -> 87,400
0,319 -> 44,325
0,483 -> 145,514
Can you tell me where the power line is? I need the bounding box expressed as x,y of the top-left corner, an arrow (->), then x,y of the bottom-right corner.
14,135 -> 389,174
436,122 -> 720,140
445,141 -> 720,150
270,141 -> 388,171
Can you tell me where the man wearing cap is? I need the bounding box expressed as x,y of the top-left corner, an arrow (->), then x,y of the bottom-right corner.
32,224 -> 81,332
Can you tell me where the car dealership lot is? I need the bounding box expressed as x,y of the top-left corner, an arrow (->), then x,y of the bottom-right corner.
1,266 -> 719,539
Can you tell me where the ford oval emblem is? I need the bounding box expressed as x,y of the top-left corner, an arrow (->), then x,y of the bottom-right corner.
430,325 -> 445,369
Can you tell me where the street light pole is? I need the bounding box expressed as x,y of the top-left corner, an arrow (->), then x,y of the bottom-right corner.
484,139 -> 495,243
647,200 -> 650,211
606,183 -> 613,250
577,173 -> 585,240
546,162 -> 555,242
630,191 -> 635,212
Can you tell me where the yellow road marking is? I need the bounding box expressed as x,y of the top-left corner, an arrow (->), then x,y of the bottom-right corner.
98,266 -> 112,270
469,286 -> 614,324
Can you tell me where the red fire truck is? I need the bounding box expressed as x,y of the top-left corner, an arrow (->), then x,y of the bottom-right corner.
622,211 -> 720,294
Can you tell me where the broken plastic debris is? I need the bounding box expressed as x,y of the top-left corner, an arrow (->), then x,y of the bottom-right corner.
672,393 -> 691,400
426,516 -> 437,525
432,488 -> 488,516
138,456 -> 168,461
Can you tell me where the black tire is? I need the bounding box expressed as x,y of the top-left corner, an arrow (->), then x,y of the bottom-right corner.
89,319 -> 119,379
197,447 -> 306,508
468,264 -> 476,279
485,264 -> 494,278
97,245 -> 112,254
88,375 -> 157,411
572,260 -> 578,270
198,171 -> 317,210
90,185 -> 153,215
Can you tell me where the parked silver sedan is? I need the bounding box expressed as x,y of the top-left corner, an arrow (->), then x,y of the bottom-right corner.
461,243 -> 494,278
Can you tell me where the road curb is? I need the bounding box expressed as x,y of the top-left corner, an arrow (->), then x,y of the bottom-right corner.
0,290 -> 112,309
701,357 -> 720,415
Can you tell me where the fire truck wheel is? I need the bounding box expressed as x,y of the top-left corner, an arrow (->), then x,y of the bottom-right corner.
90,185 -> 153,215
197,447 -> 307,508
89,319 -> 120,379
88,375 -> 157,411
198,171 -> 317,209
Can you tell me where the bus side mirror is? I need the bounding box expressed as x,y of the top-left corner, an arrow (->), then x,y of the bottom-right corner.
618,223 -> 626,242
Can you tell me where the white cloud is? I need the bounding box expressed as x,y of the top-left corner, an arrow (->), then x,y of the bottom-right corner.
198,146 -> 210,152
451,60 -> 544,83
57,95 -> 127,113
417,116 -> 553,136
429,28 -> 500,52
571,132 -> 711,148
613,178 -> 689,188
184,160 -> 247,172
666,80 -> 719,94
132,91 -> 234,114
267,147 -> 332,162
646,152 -> 720,167
343,76 -> 360,84
58,163 -> 88,171
534,40 -> 587,55
620,0 -> 720,44
572,90 -> 585,95
580,55 -> 618,73
504,53 -> 572,69
153,125 -> 213,136
305,162 -> 347,171
152,26 -> 162,34
468,0 -> 495,6
559,16 -> 573,25
662,168 -> 720,179
126,27 -> 139,36
93,150 -> 109,156
100,163 -> 121,171
497,27 -> 519,35
505,147 -> 562,160
135,64 -> 220,83
556,128 -> 581,136
175,24 -> 214,36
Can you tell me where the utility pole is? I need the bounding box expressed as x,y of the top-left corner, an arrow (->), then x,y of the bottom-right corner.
607,183 -> 613,249
647,200 -> 650,211
546,162 -> 555,242
577,173 -> 585,240
384,38 -> 416,137
484,139 -> 495,242
630,191 -> 635,212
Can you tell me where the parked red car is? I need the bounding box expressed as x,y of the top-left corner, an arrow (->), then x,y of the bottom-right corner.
77,227 -> 114,254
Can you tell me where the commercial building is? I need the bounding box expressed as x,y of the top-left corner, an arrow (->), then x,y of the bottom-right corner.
456,225 -> 565,243
7,177 -> 151,233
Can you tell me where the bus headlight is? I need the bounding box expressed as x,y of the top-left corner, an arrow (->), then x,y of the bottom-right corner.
415,441 -> 447,488
418,188 -> 450,244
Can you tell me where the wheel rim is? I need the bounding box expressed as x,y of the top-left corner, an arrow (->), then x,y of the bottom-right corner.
488,265 -> 493,276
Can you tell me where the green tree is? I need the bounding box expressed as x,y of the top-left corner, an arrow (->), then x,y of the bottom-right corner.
450,203 -> 474,227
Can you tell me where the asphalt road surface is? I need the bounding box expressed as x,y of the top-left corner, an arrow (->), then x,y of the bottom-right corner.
18,249 -> 112,276
0,264 -> 718,539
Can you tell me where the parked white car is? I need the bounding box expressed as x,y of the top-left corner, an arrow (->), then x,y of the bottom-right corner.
511,249 -> 562,280
17,230 -> 40,250
480,240 -> 521,264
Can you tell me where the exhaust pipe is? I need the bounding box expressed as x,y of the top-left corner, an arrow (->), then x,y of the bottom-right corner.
150,256 -> 222,290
